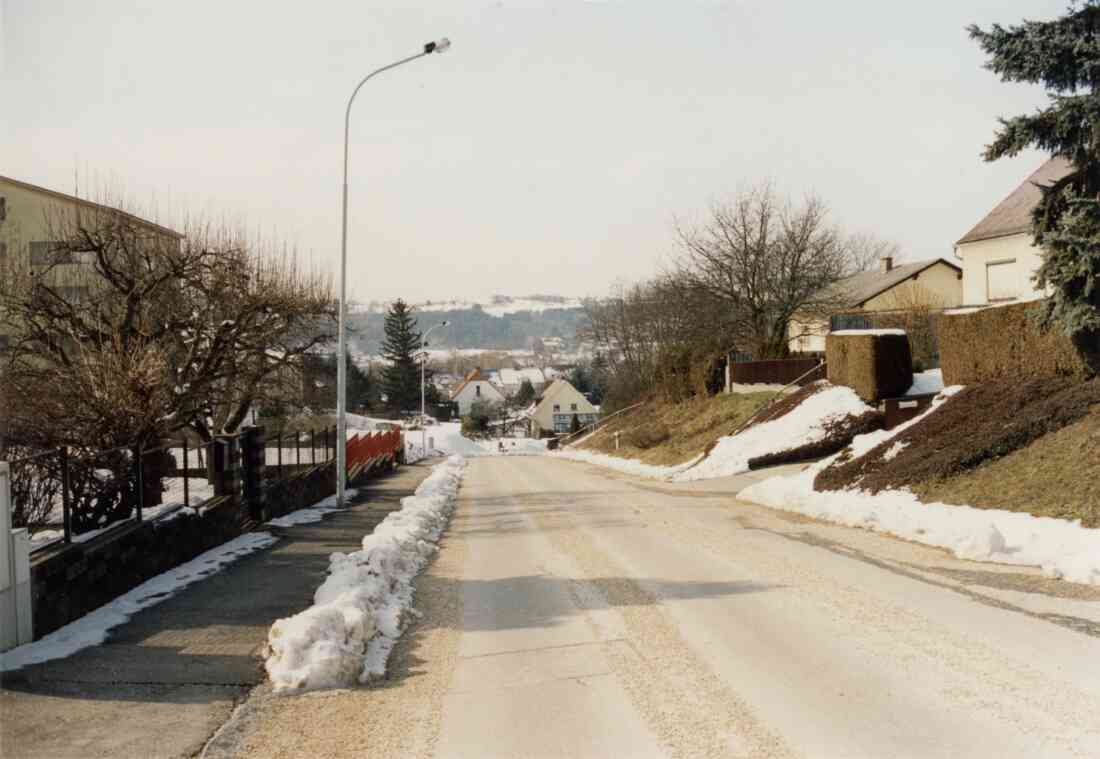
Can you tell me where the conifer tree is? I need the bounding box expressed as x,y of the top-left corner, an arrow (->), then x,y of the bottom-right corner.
970,3 -> 1100,362
381,300 -> 423,413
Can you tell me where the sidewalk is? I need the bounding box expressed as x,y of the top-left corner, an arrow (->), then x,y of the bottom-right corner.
0,461 -> 437,759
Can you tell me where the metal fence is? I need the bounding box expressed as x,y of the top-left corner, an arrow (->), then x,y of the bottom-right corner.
6,424 -> 343,553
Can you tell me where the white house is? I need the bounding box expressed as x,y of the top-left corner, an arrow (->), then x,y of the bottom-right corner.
528,379 -> 598,436
954,157 -> 1070,306
450,368 -> 506,415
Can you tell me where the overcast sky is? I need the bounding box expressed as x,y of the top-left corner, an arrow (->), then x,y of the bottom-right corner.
0,0 -> 1062,304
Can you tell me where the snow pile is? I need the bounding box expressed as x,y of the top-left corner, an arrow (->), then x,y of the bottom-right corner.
1,532 -> 278,671
264,455 -> 467,692
740,388 -> 1100,586
551,448 -> 702,480
907,369 -> 944,396
831,328 -> 906,336
672,386 -> 875,482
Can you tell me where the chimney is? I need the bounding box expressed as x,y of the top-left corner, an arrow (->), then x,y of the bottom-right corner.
880,256 -> 894,273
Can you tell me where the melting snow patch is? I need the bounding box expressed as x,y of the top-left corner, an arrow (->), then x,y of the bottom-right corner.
266,490 -> 357,528
0,532 -> 278,671
264,455 -> 467,692
672,386 -> 875,482
740,388 -> 1100,586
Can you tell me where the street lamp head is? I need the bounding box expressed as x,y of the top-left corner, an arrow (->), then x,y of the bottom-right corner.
424,38 -> 451,54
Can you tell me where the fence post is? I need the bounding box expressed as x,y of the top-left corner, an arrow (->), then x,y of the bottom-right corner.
211,436 -> 240,507
277,433 -> 282,479
60,447 -> 72,544
296,432 -> 301,469
182,438 -> 190,507
134,444 -> 144,523
0,461 -> 34,651
239,426 -> 267,522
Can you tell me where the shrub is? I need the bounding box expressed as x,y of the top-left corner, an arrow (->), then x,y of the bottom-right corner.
624,423 -> 670,449
939,301 -> 1094,386
826,331 -> 913,403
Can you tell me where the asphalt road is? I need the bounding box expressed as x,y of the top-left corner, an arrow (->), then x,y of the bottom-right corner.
225,455 -> 1100,759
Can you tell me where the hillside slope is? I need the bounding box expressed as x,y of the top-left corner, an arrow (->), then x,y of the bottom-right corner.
576,392 -> 775,467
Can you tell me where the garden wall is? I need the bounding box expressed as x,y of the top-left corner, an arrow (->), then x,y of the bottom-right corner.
939,302 -> 1095,386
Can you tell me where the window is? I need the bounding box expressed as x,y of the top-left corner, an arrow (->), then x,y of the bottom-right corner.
0,242 -> 6,261
28,241 -> 94,266
0,196 -> 6,222
57,286 -> 90,304
570,403 -> 577,411
475,385 -> 481,397
986,259 -> 1017,302
553,413 -> 571,433
553,404 -> 560,412
0,334 -> 9,352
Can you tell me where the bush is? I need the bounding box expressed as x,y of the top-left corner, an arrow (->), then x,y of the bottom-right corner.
624,423 -> 670,449
939,301 -> 1094,385
826,331 -> 913,403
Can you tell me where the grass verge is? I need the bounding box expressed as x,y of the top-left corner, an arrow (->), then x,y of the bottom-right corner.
577,391 -> 775,466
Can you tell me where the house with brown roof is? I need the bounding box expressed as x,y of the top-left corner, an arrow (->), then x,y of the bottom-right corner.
954,157 -> 1070,306
450,368 -> 506,416
788,256 -> 963,354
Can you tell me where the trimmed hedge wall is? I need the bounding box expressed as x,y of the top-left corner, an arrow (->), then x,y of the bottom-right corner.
826,332 -> 913,403
939,302 -> 1094,386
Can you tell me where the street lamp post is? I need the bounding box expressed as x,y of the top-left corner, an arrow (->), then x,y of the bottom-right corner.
337,38 -> 451,506
420,321 -> 449,456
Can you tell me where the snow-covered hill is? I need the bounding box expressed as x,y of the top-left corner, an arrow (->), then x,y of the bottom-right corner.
351,294 -> 583,318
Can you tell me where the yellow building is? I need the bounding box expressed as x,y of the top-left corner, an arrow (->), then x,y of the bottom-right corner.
0,175 -> 182,350
788,256 -> 963,354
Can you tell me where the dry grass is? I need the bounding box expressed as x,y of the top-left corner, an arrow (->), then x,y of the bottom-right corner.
577,391 -> 775,466
913,406 -> 1100,528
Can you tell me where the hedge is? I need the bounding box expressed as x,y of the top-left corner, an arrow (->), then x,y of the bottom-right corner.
939,302 -> 1094,386
826,331 -> 913,403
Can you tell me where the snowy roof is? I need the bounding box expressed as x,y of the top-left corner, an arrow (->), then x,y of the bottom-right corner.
498,368 -> 521,386
519,367 -> 546,385
956,157 -> 1073,245
816,258 -> 960,309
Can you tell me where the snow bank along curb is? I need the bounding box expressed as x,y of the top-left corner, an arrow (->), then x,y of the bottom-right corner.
0,532 -> 278,671
550,448 -> 702,480
740,388 -> 1100,586
264,455 -> 467,692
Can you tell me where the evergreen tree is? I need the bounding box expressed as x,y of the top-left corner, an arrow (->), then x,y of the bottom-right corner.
513,378 -> 536,407
970,4 -> 1100,362
381,300 -> 423,414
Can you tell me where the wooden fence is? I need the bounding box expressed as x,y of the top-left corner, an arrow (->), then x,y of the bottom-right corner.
728,358 -> 825,388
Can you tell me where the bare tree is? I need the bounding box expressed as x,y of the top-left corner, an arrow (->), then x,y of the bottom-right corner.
674,185 -> 886,359
0,202 -> 335,452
